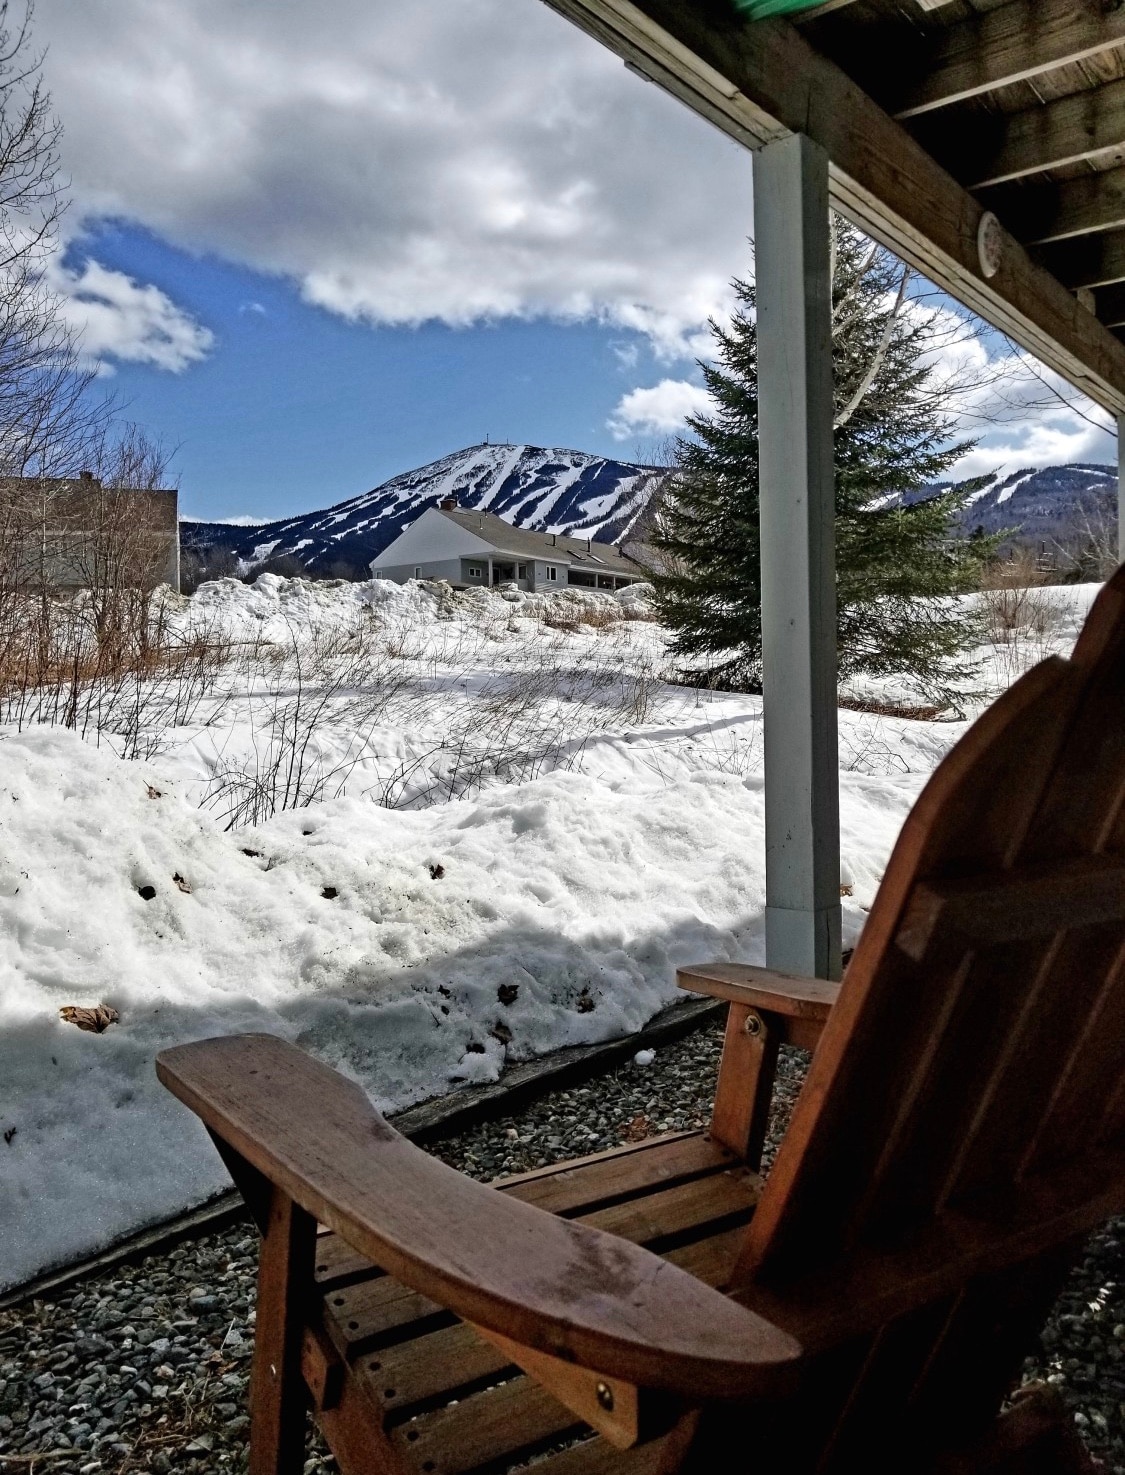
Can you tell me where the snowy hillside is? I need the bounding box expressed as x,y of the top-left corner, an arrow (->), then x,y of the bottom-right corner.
888,462 -> 1117,548
184,452 -> 1121,583
183,443 -> 667,578
0,573 -> 1103,1290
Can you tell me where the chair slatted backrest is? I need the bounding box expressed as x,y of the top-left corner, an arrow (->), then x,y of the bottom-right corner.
735,570 -> 1125,1467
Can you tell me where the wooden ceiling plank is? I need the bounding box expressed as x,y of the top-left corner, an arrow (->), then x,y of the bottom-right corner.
890,0 -> 1125,120
982,164 -> 1125,245
1035,227 -> 1125,290
928,77 -> 1125,189
538,0 -> 1125,411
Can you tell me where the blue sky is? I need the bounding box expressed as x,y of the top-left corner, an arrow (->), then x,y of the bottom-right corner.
31,0 -> 1117,527
66,223 -> 681,523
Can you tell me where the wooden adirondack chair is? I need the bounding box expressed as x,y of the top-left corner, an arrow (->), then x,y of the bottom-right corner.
156,568 -> 1125,1475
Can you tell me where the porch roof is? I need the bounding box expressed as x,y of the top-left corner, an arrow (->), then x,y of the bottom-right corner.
539,0 -> 1125,412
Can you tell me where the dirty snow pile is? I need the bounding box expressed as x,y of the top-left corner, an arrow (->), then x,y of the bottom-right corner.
0,573 -> 1102,1290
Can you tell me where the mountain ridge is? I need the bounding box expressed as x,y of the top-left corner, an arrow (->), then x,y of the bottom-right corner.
182,443 -> 665,579
887,461 -> 1117,552
181,448 -> 1119,582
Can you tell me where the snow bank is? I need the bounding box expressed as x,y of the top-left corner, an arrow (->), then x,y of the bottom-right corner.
175,570 -> 657,643
0,721 -> 911,1291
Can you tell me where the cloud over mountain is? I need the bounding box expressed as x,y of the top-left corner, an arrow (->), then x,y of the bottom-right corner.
36,0 -> 751,361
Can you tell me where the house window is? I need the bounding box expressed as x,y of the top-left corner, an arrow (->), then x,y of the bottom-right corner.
546,565 -> 557,581
414,566 -> 421,578
467,564 -> 483,579
517,564 -> 527,579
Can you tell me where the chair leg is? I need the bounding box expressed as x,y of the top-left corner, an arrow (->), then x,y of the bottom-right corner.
250,1183 -> 318,1475
710,1003 -> 781,1168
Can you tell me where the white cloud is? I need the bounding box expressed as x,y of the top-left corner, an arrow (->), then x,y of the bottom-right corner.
947,413 -> 1116,484
33,0 -> 752,361
51,258 -> 215,373
30,2 -> 1117,481
608,378 -> 712,438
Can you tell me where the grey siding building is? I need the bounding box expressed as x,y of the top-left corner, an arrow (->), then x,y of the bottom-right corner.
0,474 -> 180,594
370,502 -> 644,592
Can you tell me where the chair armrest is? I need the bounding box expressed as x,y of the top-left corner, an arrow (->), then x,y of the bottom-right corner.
157,1034 -> 801,1402
677,962 -> 840,1030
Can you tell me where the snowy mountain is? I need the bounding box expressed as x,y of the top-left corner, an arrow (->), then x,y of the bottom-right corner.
183,443 -> 667,578
183,450 -> 1119,583
891,463 -> 1118,550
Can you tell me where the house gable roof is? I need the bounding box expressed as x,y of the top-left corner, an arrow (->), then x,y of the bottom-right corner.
437,507 -> 642,575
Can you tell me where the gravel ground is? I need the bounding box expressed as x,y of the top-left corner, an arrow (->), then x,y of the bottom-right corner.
1,1021 -> 1122,1473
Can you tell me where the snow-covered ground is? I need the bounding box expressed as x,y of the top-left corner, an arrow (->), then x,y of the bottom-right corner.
0,574 -> 1101,1291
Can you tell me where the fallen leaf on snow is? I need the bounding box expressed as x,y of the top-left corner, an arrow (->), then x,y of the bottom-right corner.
59,1005 -> 120,1034
173,872 -> 192,893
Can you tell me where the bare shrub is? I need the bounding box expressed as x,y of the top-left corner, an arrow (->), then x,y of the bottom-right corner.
0,593 -> 231,756
198,618 -> 419,828
1050,500 -> 1120,583
979,551 -> 1055,642
575,605 -> 618,630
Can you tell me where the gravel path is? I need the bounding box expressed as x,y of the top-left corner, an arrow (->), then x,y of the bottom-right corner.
1,1022 -> 1122,1473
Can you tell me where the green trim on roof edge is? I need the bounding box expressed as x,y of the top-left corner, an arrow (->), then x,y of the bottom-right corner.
733,0 -> 827,18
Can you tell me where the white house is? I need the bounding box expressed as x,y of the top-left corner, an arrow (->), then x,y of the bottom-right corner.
370,500 -> 645,592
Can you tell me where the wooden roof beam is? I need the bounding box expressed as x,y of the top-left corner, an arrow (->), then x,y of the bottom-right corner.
982,165 -> 1125,246
1036,227 -> 1125,290
538,0 -> 1125,412
890,0 -> 1125,121
918,78 -> 1125,190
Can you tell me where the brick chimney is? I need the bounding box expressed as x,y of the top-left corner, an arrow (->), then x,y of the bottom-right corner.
440,496 -> 458,510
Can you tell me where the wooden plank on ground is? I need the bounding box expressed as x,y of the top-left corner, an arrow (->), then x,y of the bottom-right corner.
392,995 -> 722,1143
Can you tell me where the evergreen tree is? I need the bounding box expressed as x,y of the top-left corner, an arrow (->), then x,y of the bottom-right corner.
653,218 -> 994,704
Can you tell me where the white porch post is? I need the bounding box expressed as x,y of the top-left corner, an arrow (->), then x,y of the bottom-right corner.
754,132 -> 842,981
